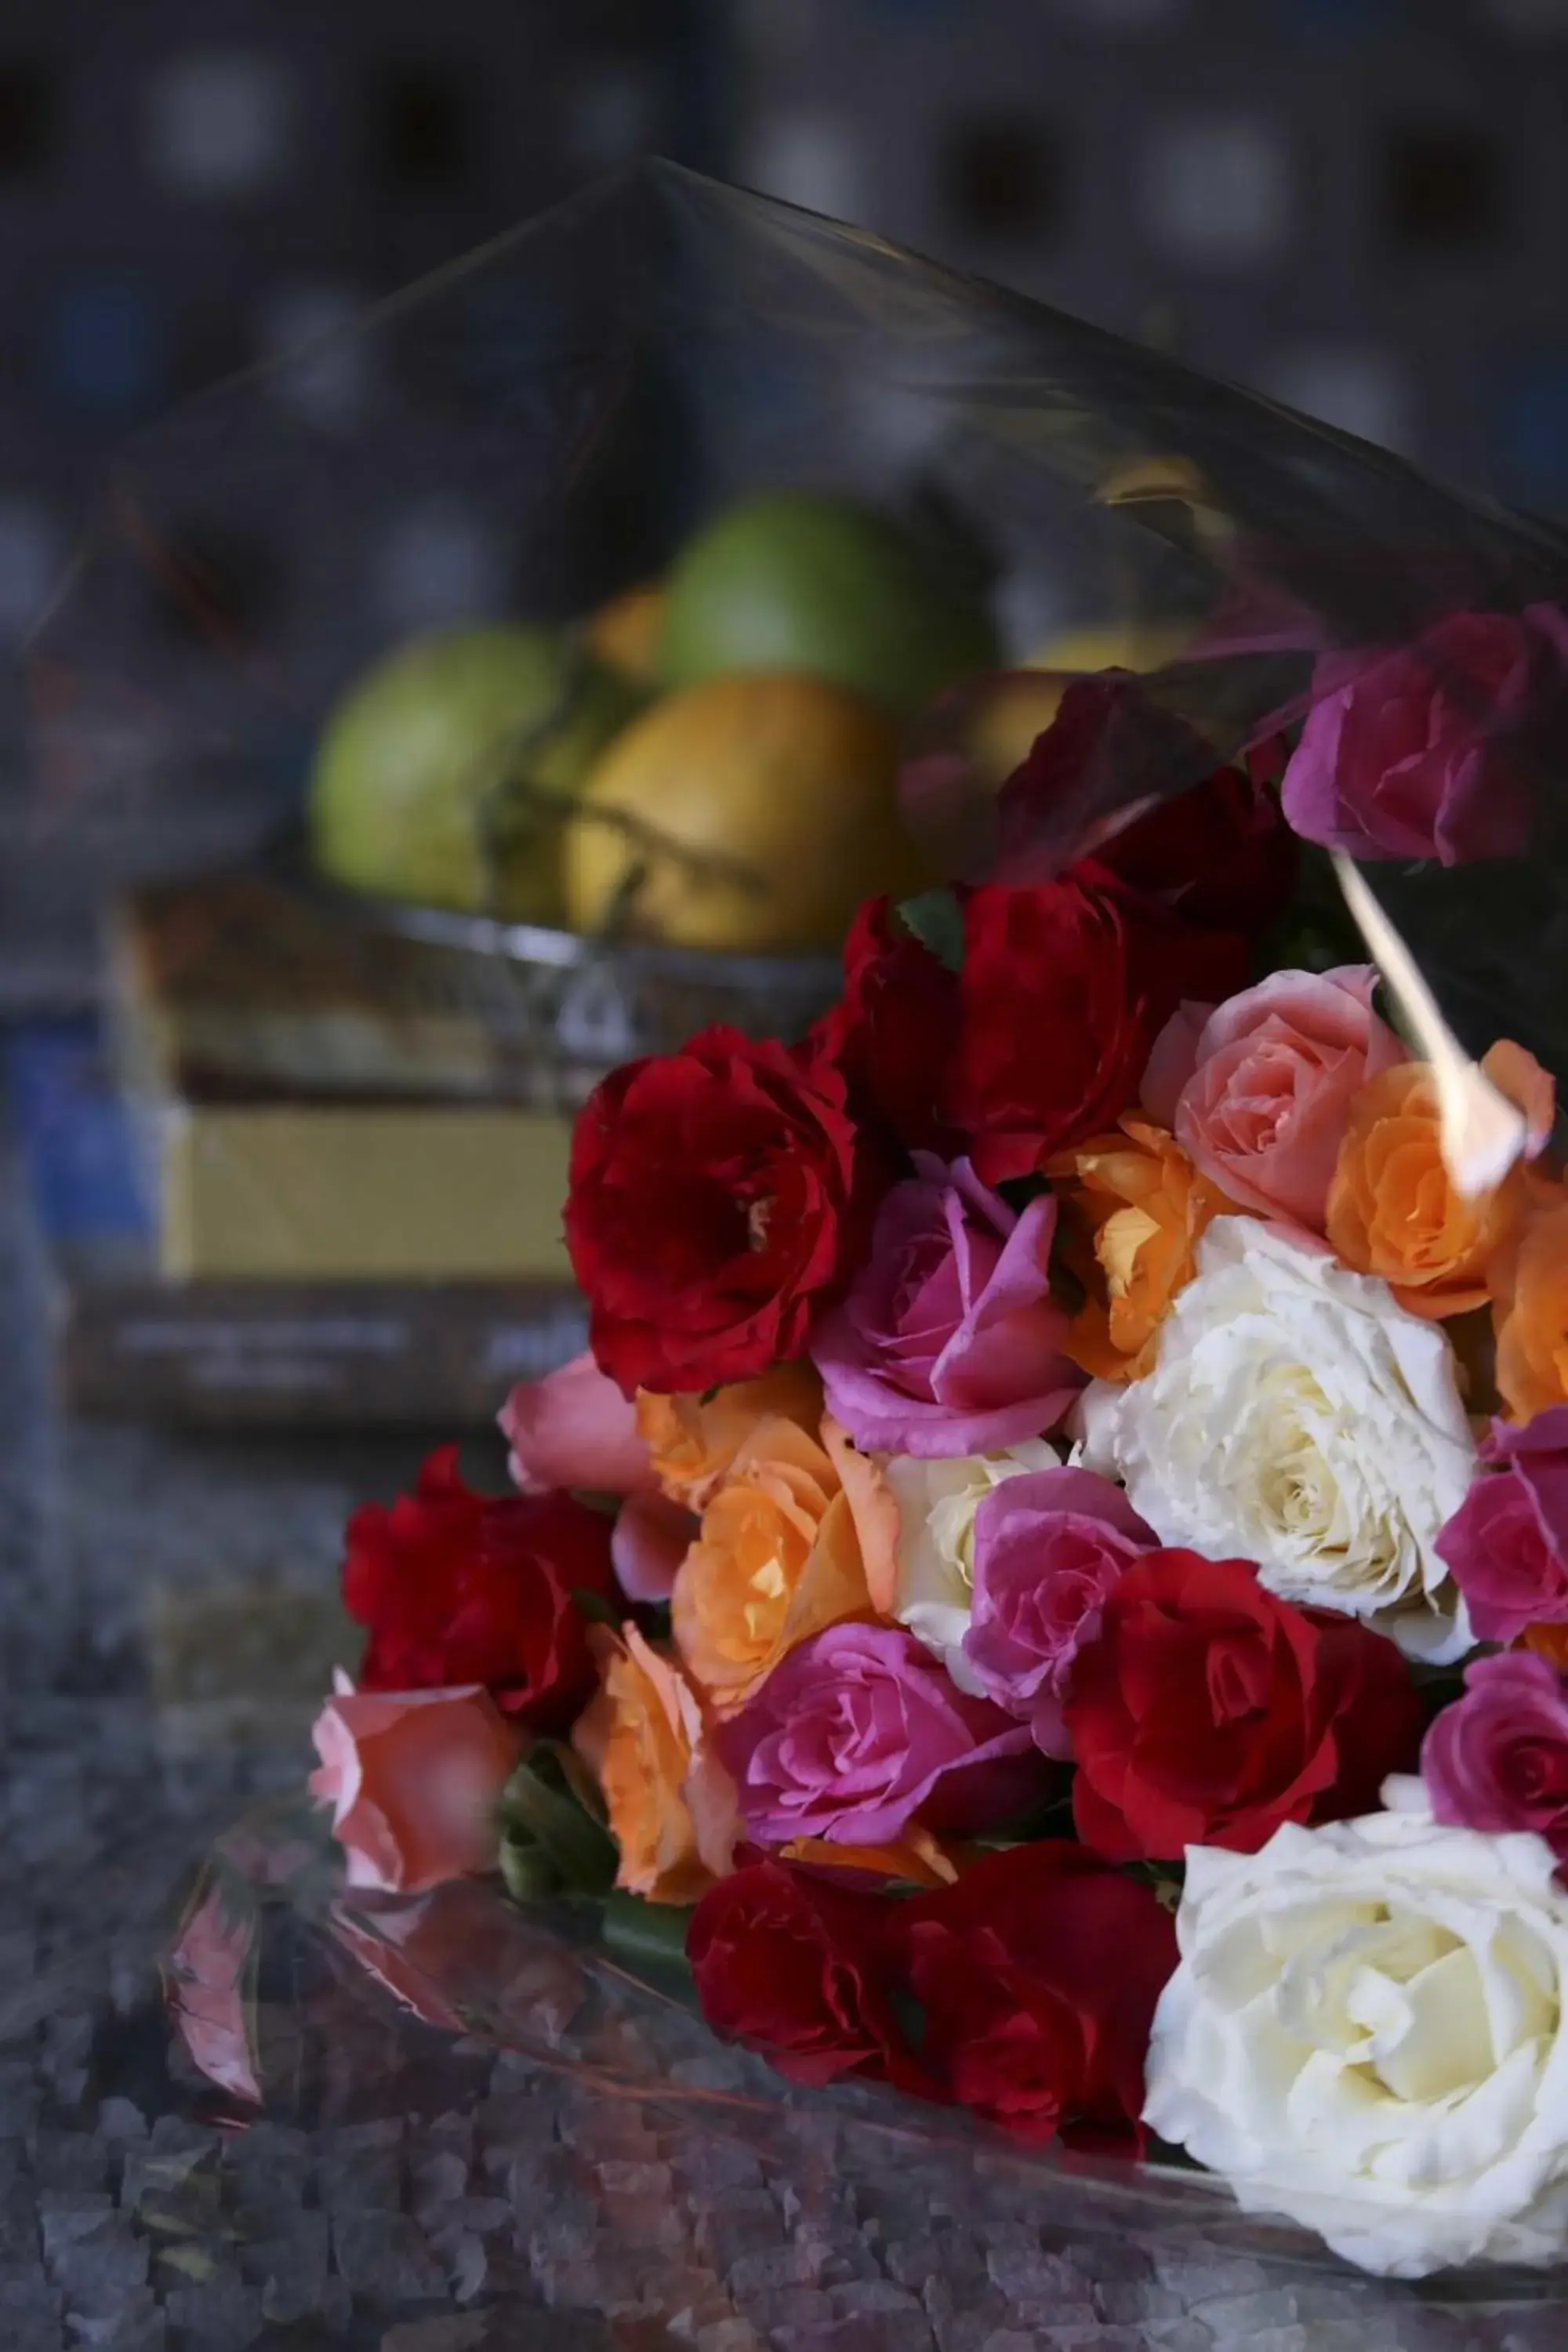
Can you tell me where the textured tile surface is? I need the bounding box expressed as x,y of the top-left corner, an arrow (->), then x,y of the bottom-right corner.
5,1133 -> 1568,2345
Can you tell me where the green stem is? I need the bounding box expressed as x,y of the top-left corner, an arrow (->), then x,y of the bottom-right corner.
598,1891 -> 696,1978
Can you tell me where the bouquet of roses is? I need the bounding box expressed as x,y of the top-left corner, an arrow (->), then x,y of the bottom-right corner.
308,630 -> 1568,2283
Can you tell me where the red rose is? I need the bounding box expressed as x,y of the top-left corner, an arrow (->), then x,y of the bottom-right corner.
995,673 -> 1220,888
565,1025 -> 877,1396
1082,765 -> 1300,941
994,667 -> 1297,933
804,898 -> 965,1160
686,1860 -> 927,2094
896,1842 -> 1176,2151
343,1446 -> 613,1731
955,880 -> 1248,1183
1065,1550 -> 1424,1861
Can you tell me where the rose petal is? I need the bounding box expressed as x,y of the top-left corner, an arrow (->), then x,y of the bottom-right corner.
500,1352 -> 655,1497
612,1491 -> 696,1604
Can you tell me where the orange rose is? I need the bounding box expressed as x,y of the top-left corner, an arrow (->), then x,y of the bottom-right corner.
1494,1184 -> 1568,1424
572,1624 -> 736,1904
778,1828 -> 960,1890
821,1414 -> 899,1613
636,1366 -> 823,1510
1048,1114 -> 1238,1382
672,1415 -> 871,1715
1525,1623 -> 1568,1672
1327,1061 -> 1526,1319
1486,1039 -> 1558,1160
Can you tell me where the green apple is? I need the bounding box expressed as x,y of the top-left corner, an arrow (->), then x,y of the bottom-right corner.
658,491 -> 998,720
309,622 -> 641,921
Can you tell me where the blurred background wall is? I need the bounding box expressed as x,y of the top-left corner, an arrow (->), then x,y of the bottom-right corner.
2,0 -> 1567,1001
733,0 -> 1568,511
4,0 -> 1566,590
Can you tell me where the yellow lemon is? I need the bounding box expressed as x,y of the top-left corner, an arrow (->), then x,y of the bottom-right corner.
564,673 -> 922,953
1025,621 -> 1195,678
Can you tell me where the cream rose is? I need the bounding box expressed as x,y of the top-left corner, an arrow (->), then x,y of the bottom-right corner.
1143,1791 -> 1568,2277
1076,1216 -> 1475,1662
885,1443 -> 1058,1693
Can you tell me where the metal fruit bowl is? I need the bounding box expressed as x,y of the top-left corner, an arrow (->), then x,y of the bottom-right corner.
281,843 -> 844,1110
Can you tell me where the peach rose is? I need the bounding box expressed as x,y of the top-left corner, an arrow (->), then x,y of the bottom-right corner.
310,1679 -> 523,1894
1327,1060 -> 1534,1319
1494,1185 -> 1568,1424
573,1624 -> 737,1904
1143,964 -> 1403,1232
821,1414 -> 900,1612
499,1350 -> 652,1497
671,1415 -> 873,1716
635,1366 -> 823,1511
1048,1114 -> 1240,1381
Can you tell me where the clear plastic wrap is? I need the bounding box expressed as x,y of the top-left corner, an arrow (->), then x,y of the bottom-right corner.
136,1801 -> 1568,2346
26,161 -> 1568,1070
20,160 -> 1568,2328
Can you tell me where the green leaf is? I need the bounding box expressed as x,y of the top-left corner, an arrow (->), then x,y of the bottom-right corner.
599,1890 -> 697,1980
571,1586 -> 621,1629
1127,1859 -> 1185,1914
1048,1257 -> 1088,1319
637,1602 -> 673,1646
895,888 -> 965,975
499,1835 -> 566,1905
498,1744 -> 619,1898
547,1738 -> 612,1824
978,1782 -> 1076,1846
887,1984 -> 928,2053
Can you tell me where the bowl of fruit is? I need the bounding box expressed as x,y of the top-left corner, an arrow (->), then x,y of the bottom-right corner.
302,488 -> 1002,1073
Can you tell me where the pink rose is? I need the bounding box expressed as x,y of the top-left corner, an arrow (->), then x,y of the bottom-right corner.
1279,608 -> 1566,867
720,1621 -> 1040,1847
1422,1651 -> 1568,1869
811,1155 -> 1083,1458
500,1352 -> 652,1497
310,1680 -> 523,1893
500,1354 -> 694,1603
964,1468 -> 1158,1757
1142,964 -> 1403,1231
609,1490 -> 698,1605
1435,1407 -> 1568,1646
165,1884 -> 263,2105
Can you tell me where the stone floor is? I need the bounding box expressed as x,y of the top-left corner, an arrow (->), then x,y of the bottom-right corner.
5,1137 -> 1568,2350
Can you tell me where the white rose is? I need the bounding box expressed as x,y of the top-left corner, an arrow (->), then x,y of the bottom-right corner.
1076,1215 -> 1475,1662
885,1442 -> 1058,1693
1144,1792 -> 1568,2277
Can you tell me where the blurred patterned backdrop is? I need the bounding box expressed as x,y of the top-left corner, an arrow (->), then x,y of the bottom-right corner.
733,0 -> 1568,510
3,0 -> 1567,998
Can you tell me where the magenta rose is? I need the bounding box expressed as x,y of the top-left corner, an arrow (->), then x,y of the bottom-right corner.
1422,1651 -> 1568,1868
964,1468 -> 1158,1757
1435,1407 -> 1568,1645
1142,964 -> 1403,1232
1279,608 -> 1568,867
720,1621 -> 1040,1847
810,1155 -> 1083,1458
